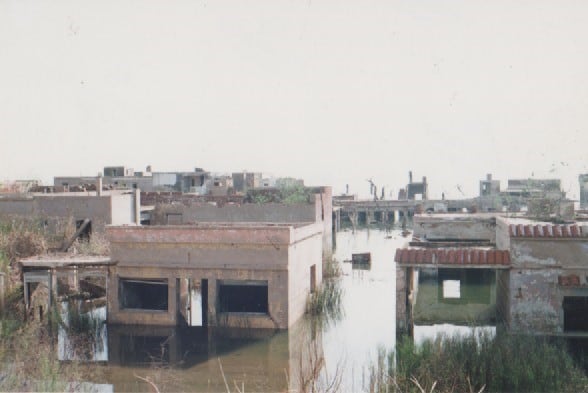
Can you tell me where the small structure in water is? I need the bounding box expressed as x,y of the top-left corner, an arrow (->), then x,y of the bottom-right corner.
351,252 -> 371,269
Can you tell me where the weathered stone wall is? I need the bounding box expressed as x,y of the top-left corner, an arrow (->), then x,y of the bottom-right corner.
0,194 -> 129,233
507,237 -> 588,334
413,214 -> 496,242
508,268 -> 561,334
511,239 -> 588,268
0,197 -> 36,216
36,195 -> 112,233
495,269 -> 510,326
153,203 -> 316,225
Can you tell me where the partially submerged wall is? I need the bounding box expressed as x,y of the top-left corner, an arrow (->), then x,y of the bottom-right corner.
106,223 -> 323,329
413,214 -> 496,242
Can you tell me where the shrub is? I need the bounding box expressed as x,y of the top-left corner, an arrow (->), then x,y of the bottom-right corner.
3,229 -> 46,262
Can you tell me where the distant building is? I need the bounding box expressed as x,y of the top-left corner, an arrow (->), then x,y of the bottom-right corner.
477,174 -> 569,214
505,178 -> 564,199
406,171 -> 427,200
103,166 -> 135,177
232,172 -> 262,193
479,174 -> 500,197
478,174 -> 503,212
55,165 -> 153,191
208,175 -> 233,196
152,169 -> 210,193
579,174 -> 588,209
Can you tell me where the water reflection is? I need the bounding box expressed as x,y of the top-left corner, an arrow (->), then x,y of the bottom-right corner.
413,324 -> 496,346
414,268 -> 497,325
104,321 -> 322,392
58,302 -> 108,362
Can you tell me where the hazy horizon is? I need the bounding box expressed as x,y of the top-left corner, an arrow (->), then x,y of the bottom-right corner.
2,0 -> 588,199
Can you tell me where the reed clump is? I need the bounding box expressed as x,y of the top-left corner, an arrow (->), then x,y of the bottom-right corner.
306,279 -> 343,323
375,331 -> 588,393
323,258 -> 342,279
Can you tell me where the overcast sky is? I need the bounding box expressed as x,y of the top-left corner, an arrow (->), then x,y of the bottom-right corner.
2,0 -> 588,199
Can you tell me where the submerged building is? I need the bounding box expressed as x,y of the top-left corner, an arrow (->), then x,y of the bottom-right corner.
396,213 -> 588,336
496,218 -> 588,334
106,222 -> 323,329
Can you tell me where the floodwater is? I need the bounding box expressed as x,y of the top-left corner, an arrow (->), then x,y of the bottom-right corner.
61,226 -> 498,392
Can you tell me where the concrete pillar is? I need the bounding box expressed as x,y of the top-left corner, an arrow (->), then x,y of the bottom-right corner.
396,266 -> 414,338
349,210 -> 358,232
396,267 -> 408,337
134,188 -> 141,225
96,176 -> 103,196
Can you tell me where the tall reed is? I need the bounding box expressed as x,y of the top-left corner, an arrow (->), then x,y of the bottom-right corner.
376,331 -> 588,393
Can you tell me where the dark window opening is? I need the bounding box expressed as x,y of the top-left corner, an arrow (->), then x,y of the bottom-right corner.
75,219 -> 92,241
564,297 -> 588,332
120,278 -> 168,311
219,281 -> 268,313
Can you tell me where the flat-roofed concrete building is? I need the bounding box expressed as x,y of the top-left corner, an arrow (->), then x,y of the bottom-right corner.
106,222 -> 323,329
